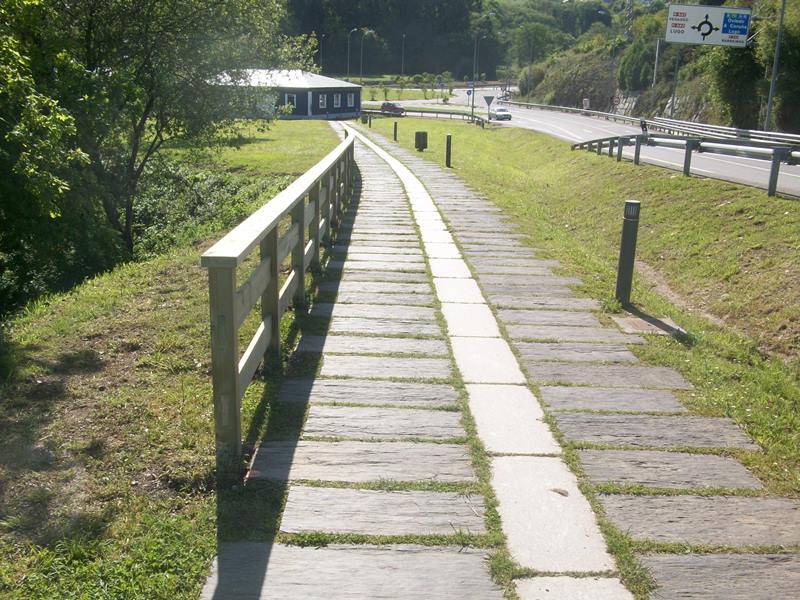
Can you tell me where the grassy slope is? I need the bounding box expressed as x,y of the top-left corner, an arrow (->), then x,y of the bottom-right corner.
0,120 -> 339,597
367,117 -> 800,496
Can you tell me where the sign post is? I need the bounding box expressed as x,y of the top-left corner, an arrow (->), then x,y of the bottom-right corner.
484,95 -> 494,120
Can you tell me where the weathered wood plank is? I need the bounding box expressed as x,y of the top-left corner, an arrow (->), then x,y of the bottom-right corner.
515,342 -> 638,363
303,405 -> 464,439
540,386 -> 686,412
200,543 -> 503,599
249,441 -> 476,482
310,303 -> 436,321
498,309 -> 600,327
554,413 -> 758,449
296,335 -> 447,356
329,317 -> 442,337
508,324 -> 644,344
280,486 -> 486,535
640,553 -> 800,600
321,354 -> 451,379
600,495 -> 800,546
578,449 -> 762,489
277,379 -> 458,407
524,362 -> 691,389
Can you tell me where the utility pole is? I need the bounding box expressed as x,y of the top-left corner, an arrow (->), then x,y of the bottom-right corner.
652,38 -> 661,88
764,0 -> 787,130
669,50 -> 680,119
319,33 -> 326,73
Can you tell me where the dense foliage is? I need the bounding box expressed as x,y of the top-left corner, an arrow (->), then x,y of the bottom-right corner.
0,0 -> 312,316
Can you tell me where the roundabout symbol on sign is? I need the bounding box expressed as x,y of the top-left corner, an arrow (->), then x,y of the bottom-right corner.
691,14 -> 719,40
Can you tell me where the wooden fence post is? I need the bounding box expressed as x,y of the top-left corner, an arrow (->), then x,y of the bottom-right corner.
291,198 -> 306,308
261,228 -> 280,356
310,182 -> 322,269
207,266 -> 241,482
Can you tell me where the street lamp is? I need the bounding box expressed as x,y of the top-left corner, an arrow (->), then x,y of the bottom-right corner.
764,0 -> 787,130
319,33 -> 326,72
471,34 -> 486,118
360,29 -> 366,82
347,27 -> 358,78
401,33 -> 406,76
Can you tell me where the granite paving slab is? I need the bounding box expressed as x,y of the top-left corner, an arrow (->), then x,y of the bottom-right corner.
280,486 -> 486,535
201,543 -> 503,599
554,413 -> 758,449
321,354 -> 451,379
515,577 -> 633,600
466,384 -> 560,454
433,278 -> 484,303
303,405 -> 464,440
540,386 -> 686,412
640,553 -> 800,600
498,309 -> 601,327
492,456 -> 615,572
450,337 -> 526,384
310,302 -> 436,321
524,362 -> 691,389
515,342 -> 638,363
277,377 -> 457,406
600,495 -> 800,546
441,303 -> 501,337
329,317 -> 442,337
296,335 -> 447,356
428,258 -> 472,278
249,441 -> 475,482
578,450 -> 763,489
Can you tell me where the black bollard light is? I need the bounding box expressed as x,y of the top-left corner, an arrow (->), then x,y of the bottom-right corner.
446,134 -> 452,168
393,121 -> 398,141
615,200 -> 640,306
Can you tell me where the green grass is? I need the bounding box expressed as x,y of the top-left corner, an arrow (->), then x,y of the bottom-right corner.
363,87 -> 453,102
0,120 -> 339,597
213,120 -> 341,177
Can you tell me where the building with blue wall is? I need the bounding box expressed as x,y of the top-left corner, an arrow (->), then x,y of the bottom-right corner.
235,70 -> 361,120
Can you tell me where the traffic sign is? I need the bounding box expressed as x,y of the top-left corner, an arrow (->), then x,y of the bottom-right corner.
466,90 -> 472,96
666,4 -> 751,47
484,95 -> 495,107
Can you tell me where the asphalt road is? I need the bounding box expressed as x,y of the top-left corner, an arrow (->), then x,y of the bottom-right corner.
397,87 -> 800,198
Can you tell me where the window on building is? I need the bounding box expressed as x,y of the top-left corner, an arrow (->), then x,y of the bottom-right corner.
333,93 -> 341,108
285,93 -> 296,109
319,94 -> 327,109
347,93 -> 355,107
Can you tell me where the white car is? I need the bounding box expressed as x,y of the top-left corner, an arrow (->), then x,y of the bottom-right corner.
489,106 -> 512,121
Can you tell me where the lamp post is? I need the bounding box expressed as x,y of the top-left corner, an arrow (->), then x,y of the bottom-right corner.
347,27 -> 357,78
471,34 -> 485,119
401,33 -> 406,76
319,33 -> 326,72
360,29 -> 366,82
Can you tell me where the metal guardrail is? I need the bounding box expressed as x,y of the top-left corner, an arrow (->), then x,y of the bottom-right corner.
572,133 -> 794,196
201,134 -> 355,481
362,108 -> 486,128
500,99 -> 800,149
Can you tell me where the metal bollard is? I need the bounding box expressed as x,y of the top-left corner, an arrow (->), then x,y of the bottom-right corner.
446,134 -> 452,168
616,137 -> 624,162
634,136 -> 643,165
768,148 -> 786,197
615,200 -> 641,306
393,121 -> 398,141
368,114 -> 372,128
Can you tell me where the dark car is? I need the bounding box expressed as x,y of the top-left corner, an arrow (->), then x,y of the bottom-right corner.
380,101 -> 405,116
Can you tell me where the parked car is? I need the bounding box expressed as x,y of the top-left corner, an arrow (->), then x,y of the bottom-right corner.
380,102 -> 405,116
489,106 -> 512,121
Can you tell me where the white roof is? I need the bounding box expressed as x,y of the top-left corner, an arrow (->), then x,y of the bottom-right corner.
225,69 -> 360,90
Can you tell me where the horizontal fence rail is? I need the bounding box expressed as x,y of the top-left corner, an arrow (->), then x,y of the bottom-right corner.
500,99 -> 800,150
362,108 -> 486,127
572,133 -> 795,196
201,134 -> 355,481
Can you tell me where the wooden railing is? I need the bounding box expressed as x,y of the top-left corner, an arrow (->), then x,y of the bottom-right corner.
201,134 -> 355,481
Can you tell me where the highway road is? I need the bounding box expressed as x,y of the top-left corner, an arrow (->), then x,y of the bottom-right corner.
391,88 -> 800,197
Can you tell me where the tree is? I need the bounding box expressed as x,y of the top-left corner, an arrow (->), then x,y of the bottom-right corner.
43,0 -> 312,251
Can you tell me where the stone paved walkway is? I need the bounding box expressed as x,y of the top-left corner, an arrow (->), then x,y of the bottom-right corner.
201,124 -> 800,599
